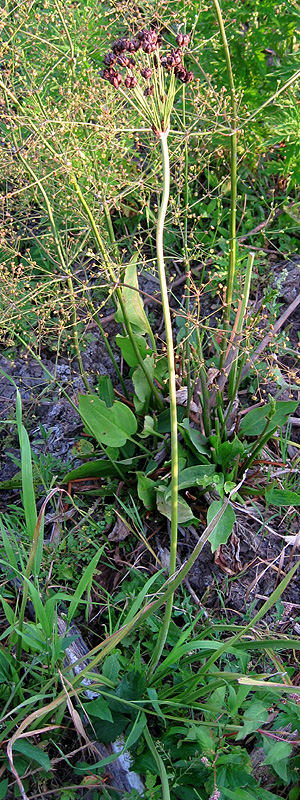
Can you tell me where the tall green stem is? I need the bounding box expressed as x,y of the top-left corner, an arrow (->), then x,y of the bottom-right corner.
149,131 -> 178,674
182,85 -> 192,414
212,0 -> 237,366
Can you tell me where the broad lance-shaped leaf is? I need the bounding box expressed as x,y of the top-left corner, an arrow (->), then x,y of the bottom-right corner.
266,487 -> 300,506
78,394 -> 137,448
114,253 -> 153,337
164,465 -> 215,499
207,500 -> 236,552
240,399 -> 298,436
156,486 -> 194,523
133,354 -> 154,414
116,333 -> 147,368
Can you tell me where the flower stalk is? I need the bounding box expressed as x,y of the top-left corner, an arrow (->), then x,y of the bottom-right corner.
212,0 -> 238,367
148,128 -> 178,674
100,29 -> 194,669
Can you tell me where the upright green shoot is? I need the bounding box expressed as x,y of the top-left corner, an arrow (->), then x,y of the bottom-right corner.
211,0 -> 238,365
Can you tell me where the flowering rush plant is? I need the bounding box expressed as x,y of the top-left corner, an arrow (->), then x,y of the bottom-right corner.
101,28 -> 194,673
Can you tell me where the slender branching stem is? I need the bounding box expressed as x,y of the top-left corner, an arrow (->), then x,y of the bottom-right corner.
6,116 -> 90,391
182,85 -> 192,414
227,250 -> 254,404
149,130 -> 178,674
212,0 -> 238,367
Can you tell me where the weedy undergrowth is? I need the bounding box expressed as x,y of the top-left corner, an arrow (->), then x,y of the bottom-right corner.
1,393 -> 300,800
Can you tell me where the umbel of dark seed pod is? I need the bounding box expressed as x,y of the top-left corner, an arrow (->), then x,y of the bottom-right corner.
101,28 -> 194,90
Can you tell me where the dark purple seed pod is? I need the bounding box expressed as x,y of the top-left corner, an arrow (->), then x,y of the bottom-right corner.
183,34 -> 190,46
171,48 -> 183,66
160,56 -> 168,67
176,33 -> 184,47
174,65 -> 187,81
165,54 -> 175,69
128,57 -> 136,67
119,38 -> 129,51
117,54 -> 130,67
140,67 -> 153,79
137,30 -> 146,40
112,38 -> 127,53
148,28 -> 158,44
144,84 -> 154,96
143,41 -> 156,54
111,73 -> 122,88
103,52 -> 116,66
132,37 -> 142,51
102,67 -> 114,81
184,70 -> 194,82
126,40 -> 136,52
124,75 -> 138,89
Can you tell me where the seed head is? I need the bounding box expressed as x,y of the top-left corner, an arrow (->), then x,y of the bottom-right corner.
176,33 -> 190,47
171,48 -> 183,66
126,40 -> 136,52
103,52 -> 116,67
112,37 -> 130,54
102,67 -> 122,88
131,38 -> 142,51
124,75 -> 138,89
140,67 -> 153,80
143,40 -> 157,54
144,84 -> 154,96
111,72 -> 122,89
117,54 -> 130,67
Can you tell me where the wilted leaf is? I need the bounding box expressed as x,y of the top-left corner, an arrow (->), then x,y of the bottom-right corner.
108,516 -> 131,542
